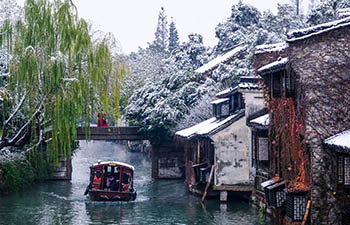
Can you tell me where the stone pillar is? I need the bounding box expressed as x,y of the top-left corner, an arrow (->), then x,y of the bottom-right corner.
220,190 -> 228,202
151,145 -> 159,179
49,155 -> 72,180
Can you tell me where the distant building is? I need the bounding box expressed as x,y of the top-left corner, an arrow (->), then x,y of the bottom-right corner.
176,85 -> 249,199
176,74 -> 265,201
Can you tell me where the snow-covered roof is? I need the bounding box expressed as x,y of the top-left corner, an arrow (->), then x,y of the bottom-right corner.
287,16 -> 350,42
258,57 -> 288,75
195,46 -> 246,74
338,8 -> 350,19
215,86 -> 238,98
176,111 -> 244,139
93,161 -> 135,170
324,130 -> 350,150
239,76 -> 262,91
261,179 -> 279,188
249,113 -> 269,127
255,42 -> 288,54
210,98 -> 229,105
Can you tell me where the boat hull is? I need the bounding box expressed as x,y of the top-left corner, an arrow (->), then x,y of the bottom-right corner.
88,189 -> 137,201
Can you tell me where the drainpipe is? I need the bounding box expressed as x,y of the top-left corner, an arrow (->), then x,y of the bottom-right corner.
197,139 -> 200,164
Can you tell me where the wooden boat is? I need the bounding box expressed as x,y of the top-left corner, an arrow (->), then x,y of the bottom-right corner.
84,161 -> 137,201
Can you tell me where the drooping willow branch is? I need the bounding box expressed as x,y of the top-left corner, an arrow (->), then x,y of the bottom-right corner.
0,0 -> 127,163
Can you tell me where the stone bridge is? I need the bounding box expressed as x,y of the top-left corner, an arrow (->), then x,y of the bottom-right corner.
51,126 -> 184,181
76,126 -> 146,141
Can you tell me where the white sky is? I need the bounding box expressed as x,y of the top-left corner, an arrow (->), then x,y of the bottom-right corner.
16,0 -> 307,54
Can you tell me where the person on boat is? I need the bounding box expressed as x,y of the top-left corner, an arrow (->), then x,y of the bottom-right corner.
105,174 -> 113,191
92,171 -> 102,189
122,173 -> 130,191
110,176 -> 118,191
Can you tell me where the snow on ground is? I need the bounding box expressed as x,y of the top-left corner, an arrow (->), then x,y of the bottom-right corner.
0,147 -> 25,163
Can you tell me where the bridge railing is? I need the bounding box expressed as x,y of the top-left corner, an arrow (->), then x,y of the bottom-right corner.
76,126 -> 146,141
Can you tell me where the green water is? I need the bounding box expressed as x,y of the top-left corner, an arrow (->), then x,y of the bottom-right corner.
0,141 -> 271,225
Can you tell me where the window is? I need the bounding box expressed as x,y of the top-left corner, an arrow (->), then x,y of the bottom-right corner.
344,157 -> 350,185
222,103 -> 229,116
258,137 -> 269,161
339,156 -> 344,184
272,72 -> 282,97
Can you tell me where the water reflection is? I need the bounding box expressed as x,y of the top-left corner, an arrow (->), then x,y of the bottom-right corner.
0,141 -> 271,225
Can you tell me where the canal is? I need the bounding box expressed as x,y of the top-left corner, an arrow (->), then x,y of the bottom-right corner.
0,141 -> 271,225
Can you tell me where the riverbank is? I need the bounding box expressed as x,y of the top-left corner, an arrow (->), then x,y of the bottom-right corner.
0,148 -> 53,195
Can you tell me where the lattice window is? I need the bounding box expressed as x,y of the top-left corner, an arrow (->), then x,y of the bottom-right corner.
222,103 -> 229,116
344,157 -> 350,185
339,156 -> 344,184
258,137 -> 268,161
293,195 -> 307,221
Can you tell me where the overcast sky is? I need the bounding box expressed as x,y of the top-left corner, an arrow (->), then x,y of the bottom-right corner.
16,0 -> 306,54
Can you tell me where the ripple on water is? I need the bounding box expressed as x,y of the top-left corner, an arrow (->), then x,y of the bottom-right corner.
0,141 -> 271,225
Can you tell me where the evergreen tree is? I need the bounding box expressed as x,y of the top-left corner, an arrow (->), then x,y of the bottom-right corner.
307,0 -> 350,25
290,0 -> 303,15
154,7 -> 169,50
214,1 -> 261,55
168,19 -> 179,53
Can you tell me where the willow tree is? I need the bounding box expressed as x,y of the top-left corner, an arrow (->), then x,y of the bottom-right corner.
0,0 -> 126,164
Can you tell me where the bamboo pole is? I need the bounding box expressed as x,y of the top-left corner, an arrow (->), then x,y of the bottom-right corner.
201,165 -> 216,203
301,200 -> 311,225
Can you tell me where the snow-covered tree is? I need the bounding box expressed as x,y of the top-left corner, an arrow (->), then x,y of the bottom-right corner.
0,0 -> 125,163
214,1 -> 261,55
168,19 -> 179,53
123,43 -> 167,109
0,0 -> 23,25
125,34 -> 210,144
154,7 -> 168,50
176,81 -> 217,130
307,0 -> 350,25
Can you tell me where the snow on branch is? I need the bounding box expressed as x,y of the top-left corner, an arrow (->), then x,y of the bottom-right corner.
9,98 -> 44,145
1,92 -> 26,140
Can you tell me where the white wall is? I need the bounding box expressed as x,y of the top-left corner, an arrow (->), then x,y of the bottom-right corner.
241,89 -> 265,181
212,116 -> 250,186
